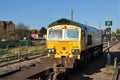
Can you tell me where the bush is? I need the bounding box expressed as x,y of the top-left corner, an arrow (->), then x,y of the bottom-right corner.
0,49 -> 9,56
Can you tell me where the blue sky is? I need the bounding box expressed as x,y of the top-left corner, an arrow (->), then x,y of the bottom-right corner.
0,0 -> 120,31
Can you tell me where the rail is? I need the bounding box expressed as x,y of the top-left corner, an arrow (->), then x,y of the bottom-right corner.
0,50 -> 47,64
104,41 -> 120,80
0,57 -> 54,80
112,62 -> 120,80
103,41 -> 120,53
0,62 -> 37,78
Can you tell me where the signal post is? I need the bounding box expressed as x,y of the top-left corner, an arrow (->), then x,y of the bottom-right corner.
105,21 -> 112,65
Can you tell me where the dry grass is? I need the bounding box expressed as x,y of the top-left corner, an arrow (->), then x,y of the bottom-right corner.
0,45 -> 46,57
9,45 -> 46,54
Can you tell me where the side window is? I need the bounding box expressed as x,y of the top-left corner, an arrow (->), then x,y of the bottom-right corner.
87,35 -> 92,45
82,30 -> 85,40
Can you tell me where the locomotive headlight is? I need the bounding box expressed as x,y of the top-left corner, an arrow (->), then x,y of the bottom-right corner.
71,49 -> 80,54
48,48 -> 55,54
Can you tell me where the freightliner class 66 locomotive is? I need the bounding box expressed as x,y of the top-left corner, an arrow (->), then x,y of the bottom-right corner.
46,18 -> 103,78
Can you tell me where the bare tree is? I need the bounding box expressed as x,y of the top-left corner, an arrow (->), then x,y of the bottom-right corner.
15,23 -> 30,40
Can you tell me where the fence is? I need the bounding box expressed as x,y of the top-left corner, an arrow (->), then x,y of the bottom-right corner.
0,40 -> 31,49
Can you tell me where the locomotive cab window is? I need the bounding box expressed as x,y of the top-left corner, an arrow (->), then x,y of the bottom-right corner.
87,35 -> 92,45
48,29 -> 62,40
65,29 -> 79,40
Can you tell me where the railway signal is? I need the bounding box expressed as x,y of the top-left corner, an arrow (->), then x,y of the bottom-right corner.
105,21 -> 112,65
105,27 -> 111,41
105,21 -> 112,26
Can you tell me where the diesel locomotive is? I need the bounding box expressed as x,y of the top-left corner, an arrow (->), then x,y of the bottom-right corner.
46,18 -> 103,79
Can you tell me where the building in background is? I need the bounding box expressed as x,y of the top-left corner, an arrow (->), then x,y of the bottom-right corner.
31,34 -> 39,39
31,33 -> 46,39
0,21 -> 15,40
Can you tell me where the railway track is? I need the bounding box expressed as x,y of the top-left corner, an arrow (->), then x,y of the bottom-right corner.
112,63 -> 120,80
0,41 -> 120,80
0,55 -> 45,78
0,53 -> 47,67
71,41 -> 120,80
0,57 -> 54,80
103,41 -> 120,52
118,69 -> 120,80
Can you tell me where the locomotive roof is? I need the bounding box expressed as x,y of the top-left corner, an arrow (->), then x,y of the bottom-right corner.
48,18 -> 101,34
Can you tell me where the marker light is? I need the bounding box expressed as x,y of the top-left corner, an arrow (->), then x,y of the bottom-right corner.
48,48 -> 56,54
71,49 -> 80,54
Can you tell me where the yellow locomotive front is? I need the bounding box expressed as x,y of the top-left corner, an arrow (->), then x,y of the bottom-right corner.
46,19 -> 103,80
46,19 -> 82,60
